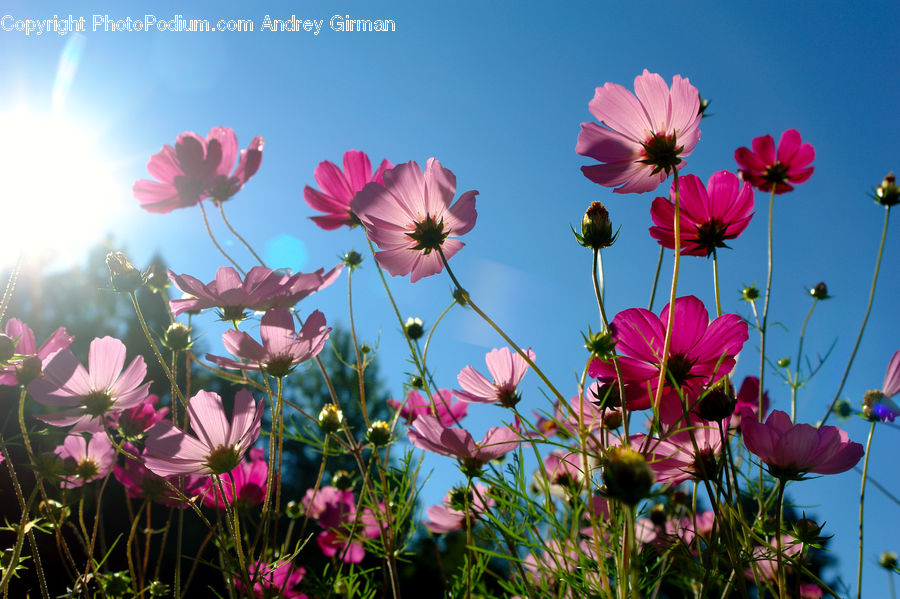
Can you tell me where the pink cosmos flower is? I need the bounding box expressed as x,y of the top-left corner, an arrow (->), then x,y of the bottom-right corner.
235,560 -> 307,599
745,536 -> 802,582
407,414 -> 519,473
729,376 -> 770,430
111,394 -> 169,439
388,389 -> 468,427
423,484 -> 493,534
799,583 -> 823,599
304,150 -> 392,230
865,349 -> 900,422
55,433 -> 115,488
202,447 -> 268,510
114,443 -> 207,508
589,296 -> 748,425
455,347 -> 535,408
734,129 -> 815,194
649,171 -> 754,256
169,265 -> 341,319
351,158 -> 478,283
206,308 -> 330,378
741,409 -> 864,479
576,69 -> 702,194
143,389 -> 263,476
302,486 -> 381,563
133,127 -> 264,213
632,423 -> 723,486
0,319 -> 73,387
28,336 -> 152,432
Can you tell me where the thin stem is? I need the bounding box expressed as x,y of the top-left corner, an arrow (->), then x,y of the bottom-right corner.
347,267 -> 371,429
199,201 -> 245,275
759,188 -> 777,422
218,202 -> 266,266
592,248 -> 628,442
0,252 -> 22,326
858,420 -> 876,599
822,206 -> 892,425
775,479 -> 787,599
652,172 -> 681,413
791,298 -> 818,422
712,249 -> 722,318
129,292 -> 187,408
648,246 -> 664,311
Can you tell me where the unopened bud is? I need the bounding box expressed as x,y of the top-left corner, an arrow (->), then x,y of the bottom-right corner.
285,500 -> 303,519
602,447 -> 654,505
741,286 -> 760,302
777,357 -> 791,368
650,503 -> 667,527
145,263 -> 171,293
583,328 -> 616,359
331,470 -> 354,491
409,376 -> 424,389
603,410 -> 623,429
698,93 -> 711,118
342,250 -> 363,268
452,287 -> 469,307
317,404 -> 344,434
366,420 -> 392,446
404,317 -> 425,341
809,282 -> 829,300
0,334 -> 16,363
162,322 -> 192,352
360,343 -> 371,354
576,202 -> 617,250
792,516 -> 831,546
875,172 -> 900,207
880,551 -> 898,570
16,356 -> 42,386
148,580 -> 169,597
833,398 -> 853,420
697,384 -> 736,422
105,252 -> 144,293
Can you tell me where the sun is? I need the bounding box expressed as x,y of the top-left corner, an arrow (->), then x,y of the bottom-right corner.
0,105 -> 123,267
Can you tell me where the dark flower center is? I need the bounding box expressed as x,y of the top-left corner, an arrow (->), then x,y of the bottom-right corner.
497,389 -> 521,409
693,219 -> 730,254
663,353 -> 696,388
219,306 -> 249,322
448,487 -> 473,511
84,390 -> 114,417
264,354 -> 295,378
690,448 -> 720,480
406,215 -> 449,254
763,162 -> 790,186
173,175 -> 206,203
75,459 -> 99,481
640,133 -> 684,176
206,445 -> 241,475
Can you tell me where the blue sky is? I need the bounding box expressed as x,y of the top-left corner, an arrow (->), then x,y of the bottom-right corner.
2,0 -> 899,594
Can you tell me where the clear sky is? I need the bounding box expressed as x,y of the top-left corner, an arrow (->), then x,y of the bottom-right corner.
2,1 -> 899,594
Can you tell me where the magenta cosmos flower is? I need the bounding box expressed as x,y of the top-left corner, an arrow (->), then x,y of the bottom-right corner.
456,347 -> 535,408
741,409 -> 863,479
729,376 -> 770,430
28,336 -> 152,432
302,486 -> 381,564
206,308 -> 330,378
351,158 -> 478,283
304,150 -> 392,230
235,560 -> 307,599
55,433 -> 115,488
133,126 -> 264,213
114,443 -> 207,508
576,69 -> 702,194
143,389 -> 263,476
201,447 -> 268,510
169,264 -> 341,319
424,483 -> 494,534
734,129 -> 814,194
632,423 -> 723,486
407,414 -> 519,473
589,296 -> 748,424
387,388 -> 468,427
0,318 -> 73,387
649,171 -> 754,256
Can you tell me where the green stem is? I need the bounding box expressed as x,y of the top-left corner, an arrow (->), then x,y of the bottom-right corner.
199,201 -> 245,275
791,298 -> 818,422
775,479 -> 787,599
0,252 -> 22,326
712,249 -> 722,318
648,246 -> 664,311
858,420 -> 876,599
822,206 -> 892,425
652,171 -> 681,413
218,202 -> 266,266
129,292 -> 187,408
592,248 -> 628,442
347,267 -> 371,429
759,188 -> 777,423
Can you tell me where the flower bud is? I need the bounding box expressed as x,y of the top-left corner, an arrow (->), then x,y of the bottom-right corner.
342,250 -> 363,268
880,551 -> 898,570
697,384 -> 737,422
38,499 -> 70,528
698,93 -> 711,118
452,287 -> 469,307
285,500 -> 303,519
360,343 -> 371,355
576,202 -> 617,250
317,404 -> 344,434
105,252 -> 144,293
409,376 -> 424,389
741,285 -> 760,301
104,572 -> 131,595
602,447 -> 654,505
832,398 -> 853,420
404,317 -> 425,341
366,420 -> 392,446
875,172 -> 900,207
792,516 -> 831,546
603,410 -> 623,429
145,263 -> 171,294
148,581 -> 169,597
331,469 -> 354,491
809,282 -> 829,300
162,322 -> 192,352
583,328 -> 616,359
650,503 -> 667,527
777,357 -> 791,368
15,356 -> 42,386
0,334 -> 16,364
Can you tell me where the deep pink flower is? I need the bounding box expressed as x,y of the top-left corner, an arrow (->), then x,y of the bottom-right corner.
235,560 -> 307,599
169,265 -> 341,319
0,319 -> 73,387
576,69 -> 702,194
734,129 -> 814,194
632,423 -> 723,486
388,389 -> 468,427
114,443 -> 207,508
729,376 -> 770,430
302,486 -> 381,563
206,308 -> 330,377
133,127 -> 263,213
799,583 -> 823,599
28,337 -> 152,432
424,484 -> 493,534
351,158 -> 478,283
55,433 -> 115,488
202,447 -> 268,510
456,347 -> 535,408
741,409 -> 863,479
649,171 -> 754,256
407,414 -> 519,472
111,394 -> 169,439
304,150 -> 392,230
143,389 -> 263,476
589,296 -> 748,425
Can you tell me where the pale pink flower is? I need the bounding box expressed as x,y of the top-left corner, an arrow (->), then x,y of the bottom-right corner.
632,423 -> 723,486
235,560 -> 307,599
114,443 -> 207,508
351,158 -> 478,283
456,347 -> 535,408
576,69 -> 702,194
423,484 -> 493,534
741,409 -> 863,479
0,319 -> 73,387
28,337 -> 151,431
206,308 -> 330,378
202,447 -> 268,510
304,150 -> 392,230
735,129 -> 814,194
388,389 -> 468,427
55,433 -> 115,488
143,389 -> 263,476
407,414 -> 519,472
